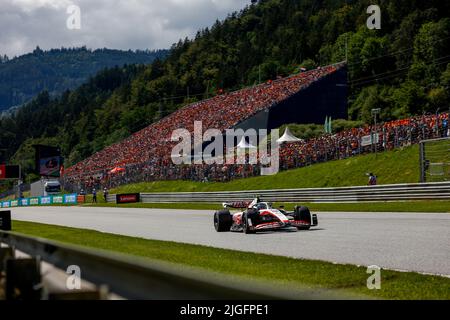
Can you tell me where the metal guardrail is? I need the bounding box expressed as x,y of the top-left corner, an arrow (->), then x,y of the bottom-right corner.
108,182 -> 450,203
0,231 -> 348,300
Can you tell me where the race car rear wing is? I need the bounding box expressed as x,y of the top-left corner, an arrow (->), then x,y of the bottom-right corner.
222,201 -> 251,209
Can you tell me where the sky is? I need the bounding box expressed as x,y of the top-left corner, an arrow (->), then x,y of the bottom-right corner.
0,0 -> 249,57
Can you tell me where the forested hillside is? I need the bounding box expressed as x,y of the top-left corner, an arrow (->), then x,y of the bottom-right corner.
1,0 -> 449,183
0,47 -> 168,112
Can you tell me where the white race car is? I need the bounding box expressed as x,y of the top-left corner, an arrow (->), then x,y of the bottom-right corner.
213,197 -> 318,233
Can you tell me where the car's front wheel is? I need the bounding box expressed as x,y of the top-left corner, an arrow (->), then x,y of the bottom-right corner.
294,205 -> 312,230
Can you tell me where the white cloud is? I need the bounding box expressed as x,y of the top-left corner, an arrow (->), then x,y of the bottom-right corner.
10,0 -> 72,11
0,0 -> 248,57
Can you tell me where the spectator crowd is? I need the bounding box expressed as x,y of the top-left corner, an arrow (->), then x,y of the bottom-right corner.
62,63 -> 449,192
278,112 -> 449,171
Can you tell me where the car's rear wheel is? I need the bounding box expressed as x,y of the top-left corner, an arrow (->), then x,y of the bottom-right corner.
214,210 -> 232,232
294,205 -> 311,230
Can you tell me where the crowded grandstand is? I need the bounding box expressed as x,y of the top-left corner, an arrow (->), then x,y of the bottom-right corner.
62,63 -> 449,192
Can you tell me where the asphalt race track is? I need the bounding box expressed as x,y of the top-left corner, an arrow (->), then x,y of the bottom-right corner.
11,206 -> 450,276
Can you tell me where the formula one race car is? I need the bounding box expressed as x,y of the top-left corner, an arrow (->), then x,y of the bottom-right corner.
213,197 -> 318,233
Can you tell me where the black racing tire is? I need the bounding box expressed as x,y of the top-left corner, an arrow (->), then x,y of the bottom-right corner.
243,209 -> 257,234
294,205 -> 311,230
214,210 -> 232,232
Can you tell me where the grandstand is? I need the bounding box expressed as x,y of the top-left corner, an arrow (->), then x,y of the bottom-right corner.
64,63 -> 347,188
62,61 -> 450,192
278,112 -> 450,171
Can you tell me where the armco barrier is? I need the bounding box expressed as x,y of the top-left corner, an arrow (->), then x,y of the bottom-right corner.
0,230 -> 351,299
0,193 -> 78,208
110,182 -> 450,203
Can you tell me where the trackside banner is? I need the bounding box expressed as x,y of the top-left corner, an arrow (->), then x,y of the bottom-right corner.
0,193 -> 78,208
116,193 -> 140,204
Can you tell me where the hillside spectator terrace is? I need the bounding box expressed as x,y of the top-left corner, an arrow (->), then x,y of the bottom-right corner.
64,111 -> 449,191
63,63 -> 449,191
64,64 -> 342,185
278,112 -> 449,171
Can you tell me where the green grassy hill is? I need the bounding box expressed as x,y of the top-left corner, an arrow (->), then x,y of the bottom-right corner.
0,47 -> 167,112
3,0 -> 450,180
112,145 -> 420,194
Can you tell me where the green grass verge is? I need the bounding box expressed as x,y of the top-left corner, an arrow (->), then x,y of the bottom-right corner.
110,145 -> 420,194
12,220 -> 450,299
85,200 -> 450,213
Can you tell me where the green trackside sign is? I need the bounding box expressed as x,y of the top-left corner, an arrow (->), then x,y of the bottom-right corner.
53,195 -> 64,204
0,193 -> 78,208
